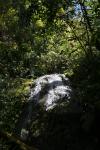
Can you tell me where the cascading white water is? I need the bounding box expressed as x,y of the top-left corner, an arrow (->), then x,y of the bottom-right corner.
29,74 -> 72,110
15,74 -> 73,141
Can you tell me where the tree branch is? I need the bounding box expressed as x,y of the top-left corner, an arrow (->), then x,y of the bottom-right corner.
0,130 -> 38,150
78,0 -> 93,33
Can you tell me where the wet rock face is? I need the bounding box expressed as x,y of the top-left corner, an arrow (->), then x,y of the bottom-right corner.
29,74 -> 72,110
15,74 -> 73,141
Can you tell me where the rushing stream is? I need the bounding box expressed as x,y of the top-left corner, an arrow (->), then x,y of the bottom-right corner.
15,74 -> 73,141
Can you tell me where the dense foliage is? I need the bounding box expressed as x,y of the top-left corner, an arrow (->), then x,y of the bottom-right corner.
0,0 -> 100,149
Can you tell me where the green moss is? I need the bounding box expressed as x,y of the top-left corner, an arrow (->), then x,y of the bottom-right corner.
7,78 -> 33,97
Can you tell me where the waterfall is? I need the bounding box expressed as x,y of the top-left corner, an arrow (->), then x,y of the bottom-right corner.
14,74 -> 73,141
